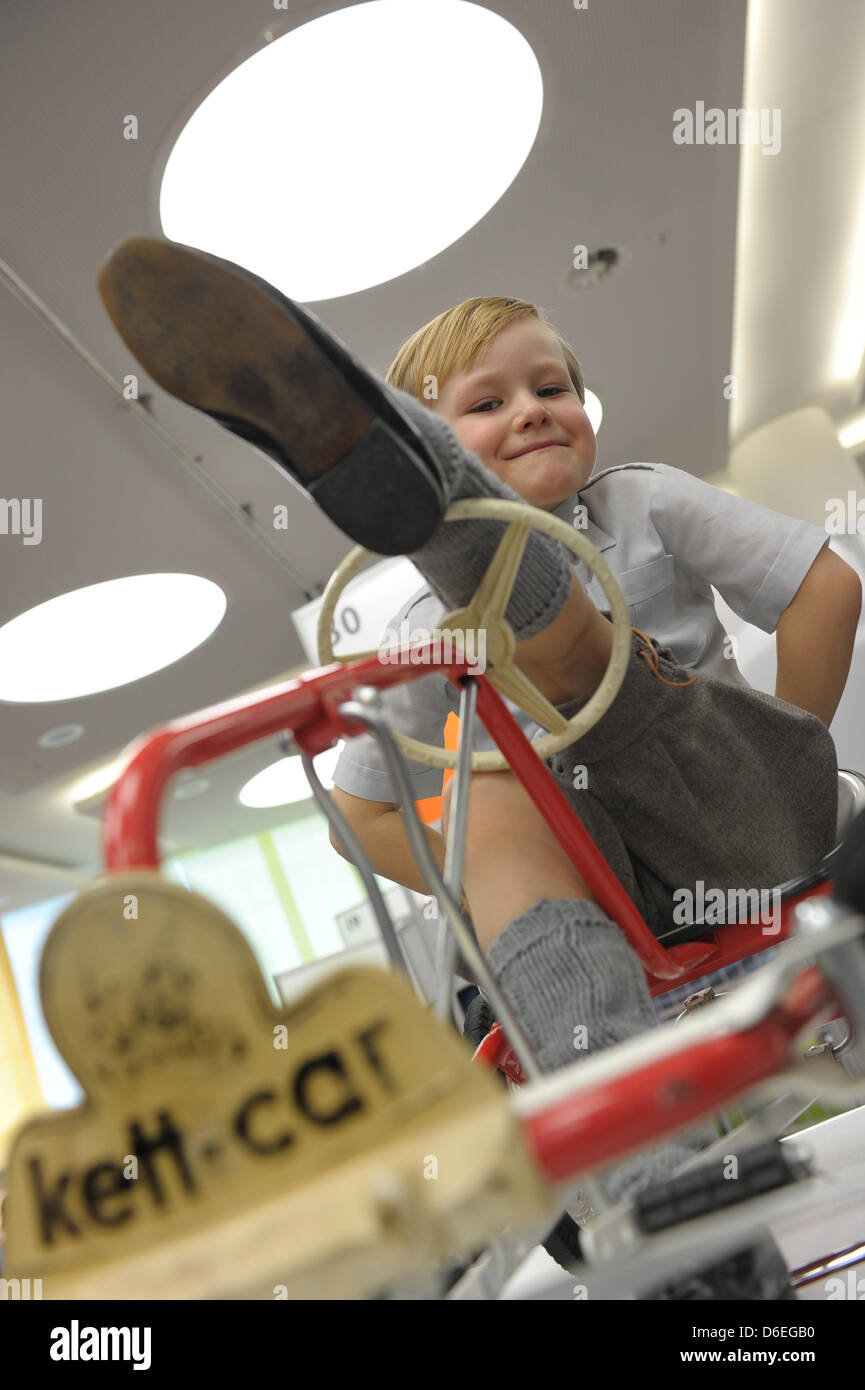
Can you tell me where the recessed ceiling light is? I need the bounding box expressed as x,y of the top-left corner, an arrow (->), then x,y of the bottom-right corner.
239,743 -> 344,808
160,0 -> 543,300
0,575 -> 227,703
38,724 -> 86,749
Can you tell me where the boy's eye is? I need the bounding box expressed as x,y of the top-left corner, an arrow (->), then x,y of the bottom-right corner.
470,386 -> 566,413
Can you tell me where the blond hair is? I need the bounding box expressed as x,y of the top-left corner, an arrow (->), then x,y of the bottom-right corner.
385,296 -> 585,407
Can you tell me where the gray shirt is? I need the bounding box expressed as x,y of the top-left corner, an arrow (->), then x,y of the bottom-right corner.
331,462 -> 828,806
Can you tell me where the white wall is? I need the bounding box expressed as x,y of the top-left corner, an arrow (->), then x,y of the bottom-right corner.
707,406 -> 865,774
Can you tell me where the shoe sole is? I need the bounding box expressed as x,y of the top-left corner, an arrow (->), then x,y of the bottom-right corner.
97,236 -> 445,555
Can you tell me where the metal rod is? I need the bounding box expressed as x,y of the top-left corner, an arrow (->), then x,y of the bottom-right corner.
435,678 -> 479,1023
281,735 -> 410,980
790,1239 -> 865,1288
337,690 -> 543,1081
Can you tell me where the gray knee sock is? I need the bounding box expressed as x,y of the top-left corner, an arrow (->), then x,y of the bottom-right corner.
486,897 -> 718,1205
385,383 -> 572,640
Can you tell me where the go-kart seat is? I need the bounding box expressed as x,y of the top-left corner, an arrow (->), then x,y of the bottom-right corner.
645,768 -> 865,991
468,769 -> 865,1089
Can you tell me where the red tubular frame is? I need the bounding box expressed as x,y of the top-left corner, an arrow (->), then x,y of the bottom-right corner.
102,648 -> 847,1191
519,967 -> 837,1181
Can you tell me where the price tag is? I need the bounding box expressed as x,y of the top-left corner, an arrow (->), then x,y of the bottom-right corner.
292,556 -> 428,665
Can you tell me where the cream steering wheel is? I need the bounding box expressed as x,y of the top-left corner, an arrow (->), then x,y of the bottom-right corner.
316,498 -> 632,772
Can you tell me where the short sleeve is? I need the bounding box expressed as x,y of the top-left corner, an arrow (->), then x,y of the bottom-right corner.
330,586 -> 452,806
648,463 -> 828,632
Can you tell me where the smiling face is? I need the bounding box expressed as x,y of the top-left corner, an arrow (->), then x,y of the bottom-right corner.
429,317 -> 596,510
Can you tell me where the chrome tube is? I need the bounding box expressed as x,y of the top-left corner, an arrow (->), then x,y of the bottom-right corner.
338,689 -> 543,1081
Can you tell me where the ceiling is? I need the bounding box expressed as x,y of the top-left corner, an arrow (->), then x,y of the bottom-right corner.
2,0 -> 865,913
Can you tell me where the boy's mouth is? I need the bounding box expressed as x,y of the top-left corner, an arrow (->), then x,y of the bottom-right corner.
508,440 -> 568,460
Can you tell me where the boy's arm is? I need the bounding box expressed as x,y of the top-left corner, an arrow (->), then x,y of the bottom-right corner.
330,787 -> 448,897
330,789 -> 475,921
774,546 -> 861,725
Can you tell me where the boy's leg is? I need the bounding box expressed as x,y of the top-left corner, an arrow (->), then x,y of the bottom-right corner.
441,764 -> 720,1205
442,769 -> 595,951
97,239 -> 588,658
440,649 -> 806,1297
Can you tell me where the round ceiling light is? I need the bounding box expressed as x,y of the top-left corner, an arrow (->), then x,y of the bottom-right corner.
0,574 -> 227,703
160,1 -> 543,301
239,743 -> 344,808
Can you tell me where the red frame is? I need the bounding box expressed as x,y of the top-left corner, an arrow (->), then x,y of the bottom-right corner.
103,645 -> 846,1190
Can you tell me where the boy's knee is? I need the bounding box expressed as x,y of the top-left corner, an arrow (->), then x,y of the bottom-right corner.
442,769 -> 528,843
441,769 -> 496,837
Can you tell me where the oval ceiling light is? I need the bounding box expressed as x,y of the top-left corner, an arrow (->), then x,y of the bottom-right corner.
160,1 -> 543,301
239,743 -> 344,808
172,777 -> 211,800
0,575 -> 227,703
38,724 -> 86,749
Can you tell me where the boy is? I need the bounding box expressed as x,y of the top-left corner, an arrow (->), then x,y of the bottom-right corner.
97,238 -> 861,1298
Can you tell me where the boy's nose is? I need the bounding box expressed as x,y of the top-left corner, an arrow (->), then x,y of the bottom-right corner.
519,395 -> 551,416
512,403 -> 553,433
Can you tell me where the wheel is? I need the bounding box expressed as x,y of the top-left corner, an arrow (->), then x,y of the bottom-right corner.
316,496 -> 632,771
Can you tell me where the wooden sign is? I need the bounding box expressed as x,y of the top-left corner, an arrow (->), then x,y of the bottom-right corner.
4,872 -> 552,1299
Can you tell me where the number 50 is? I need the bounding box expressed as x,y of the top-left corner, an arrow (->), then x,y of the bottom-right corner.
330,604 -> 360,649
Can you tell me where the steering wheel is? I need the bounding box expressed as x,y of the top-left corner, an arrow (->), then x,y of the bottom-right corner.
316,498 -> 632,772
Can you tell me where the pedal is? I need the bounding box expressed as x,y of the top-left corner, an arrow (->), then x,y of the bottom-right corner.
632,1139 -> 813,1236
